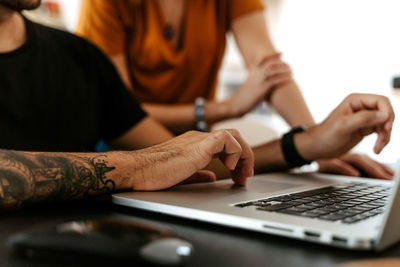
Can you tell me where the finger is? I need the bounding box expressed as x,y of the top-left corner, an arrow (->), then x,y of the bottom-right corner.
348,93 -> 390,112
343,154 -> 393,180
264,67 -> 292,81
225,129 -> 254,186
354,159 -> 393,180
374,126 -> 391,154
379,162 -> 396,177
262,61 -> 291,80
265,72 -> 292,87
341,95 -> 394,145
342,110 -> 390,154
343,110 -> 387,134
211,130 -> 242,171
181,170 -> 217,185
230,131 -> 254,178
384,118 -> 394,132
347,94 -> 395,129
317,159 -> 360,177
257,52 -> 281,67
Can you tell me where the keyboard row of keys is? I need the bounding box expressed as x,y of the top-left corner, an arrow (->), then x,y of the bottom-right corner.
234,183 -> 390,224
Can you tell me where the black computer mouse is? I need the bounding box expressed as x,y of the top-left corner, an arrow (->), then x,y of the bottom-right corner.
7,217 -> 194,266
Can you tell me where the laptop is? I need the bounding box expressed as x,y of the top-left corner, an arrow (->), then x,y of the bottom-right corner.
112,162 -> 400,251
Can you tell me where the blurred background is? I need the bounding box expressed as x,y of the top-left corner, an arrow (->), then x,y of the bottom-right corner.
24,0 -> 400,164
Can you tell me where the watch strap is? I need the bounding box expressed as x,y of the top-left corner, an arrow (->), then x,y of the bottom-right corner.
194,97 -> 209,132
281,126 -> 312,167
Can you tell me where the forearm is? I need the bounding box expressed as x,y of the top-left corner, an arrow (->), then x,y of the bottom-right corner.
231,10 -> 314,126
252,129 -> 319,173
0,139 -> 206,210
0,150 -> 137,210
268,80 -> 315,126
143,102 -> 232,135
253,139 -> 288,173
0,148 -> 188,210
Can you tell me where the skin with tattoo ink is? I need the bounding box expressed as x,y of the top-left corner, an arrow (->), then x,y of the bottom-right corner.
0,150 -> 116,210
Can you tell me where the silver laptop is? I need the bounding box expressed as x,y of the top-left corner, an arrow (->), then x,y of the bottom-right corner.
112,162 -> 400,251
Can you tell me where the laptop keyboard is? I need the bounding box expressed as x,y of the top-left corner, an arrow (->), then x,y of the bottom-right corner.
235,183 -> 390,224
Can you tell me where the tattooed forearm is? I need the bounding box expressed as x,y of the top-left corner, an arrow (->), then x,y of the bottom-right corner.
0,150 -> 116,210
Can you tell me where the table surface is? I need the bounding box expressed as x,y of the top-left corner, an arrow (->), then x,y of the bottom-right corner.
2,198 -> 400,267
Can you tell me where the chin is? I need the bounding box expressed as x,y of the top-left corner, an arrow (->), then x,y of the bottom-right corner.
0,0 -> 42,11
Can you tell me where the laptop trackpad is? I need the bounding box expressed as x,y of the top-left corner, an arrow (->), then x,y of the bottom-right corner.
245,177 -> 301,194
112,174 -> 320,207
159,176 -> 305,205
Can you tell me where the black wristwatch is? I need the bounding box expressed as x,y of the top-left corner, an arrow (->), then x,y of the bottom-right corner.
281,126 -> 312,168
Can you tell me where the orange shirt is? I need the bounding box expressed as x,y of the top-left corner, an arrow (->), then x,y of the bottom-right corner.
77,0 -> 264,104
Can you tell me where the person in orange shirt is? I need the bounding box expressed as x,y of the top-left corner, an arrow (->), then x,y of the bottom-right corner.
77,0 -> 394,179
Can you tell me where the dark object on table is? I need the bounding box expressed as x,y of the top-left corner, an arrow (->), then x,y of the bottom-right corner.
393,76 -> 400,89
7,217 -> 193,266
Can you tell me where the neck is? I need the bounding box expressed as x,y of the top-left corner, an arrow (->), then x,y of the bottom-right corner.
0,5 -> 26,53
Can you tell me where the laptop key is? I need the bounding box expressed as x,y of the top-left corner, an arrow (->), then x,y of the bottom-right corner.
279,206 -> 309,214
343,217 -> 361,224
265,196 -> 293,202
290,199 -> 314,204
317,200 -> 336,206
319,213 -> 349,221
278,209 -> 303,215
294,204 -> 316,210
257,203 -> 292,211
314,207 -> 338,213
291,187 -> 335,197
358,204 -> 378,210
330,210 -> 355,217
339,203 -> 357,208
285,200 -> 305,206
340,209 -> 363,216
306,202 -> 326,208
306,209 -> 331,216
248,182 -> 390,222
299,212 -> 321,218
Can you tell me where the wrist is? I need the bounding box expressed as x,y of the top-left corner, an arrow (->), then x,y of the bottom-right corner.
293,126 -> 319,162
204,100 -> 234,124
281,126 -> 312,167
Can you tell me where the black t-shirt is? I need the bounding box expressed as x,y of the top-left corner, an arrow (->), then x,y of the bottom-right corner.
0,17 -> 147,152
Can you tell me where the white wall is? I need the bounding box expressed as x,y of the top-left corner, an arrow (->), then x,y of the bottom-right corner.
276,0 -> 400,120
